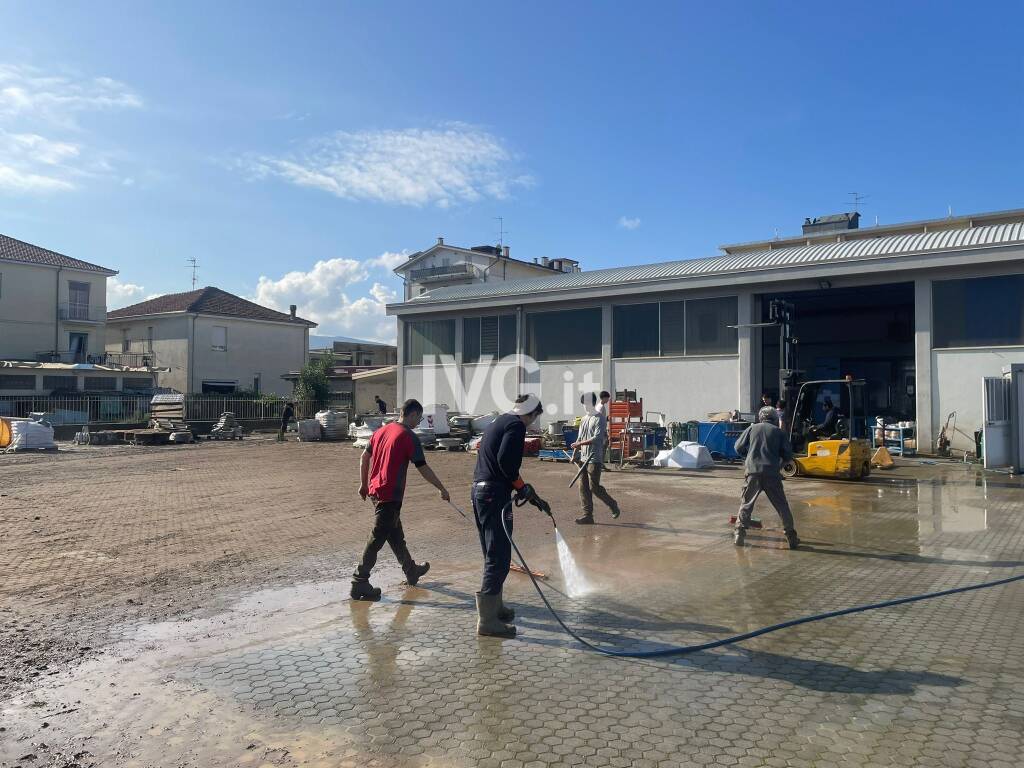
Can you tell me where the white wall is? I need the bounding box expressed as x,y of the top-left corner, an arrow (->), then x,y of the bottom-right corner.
612,356 -> 740,423
528,361 -> 603,424
192,316 -> 307,396
461,361 -> 522,414
106,315 -> 191,392
403,360 -> 461,411
354,372 -> 398,415
931,347 -> 1024,452
0,261 -> 59,360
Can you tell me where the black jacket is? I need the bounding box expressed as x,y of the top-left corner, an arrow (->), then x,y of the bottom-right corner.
473,414 -> 526,490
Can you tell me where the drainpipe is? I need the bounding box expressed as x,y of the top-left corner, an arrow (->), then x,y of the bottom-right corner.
189,313 -> 196,393
54,267 -> 62,354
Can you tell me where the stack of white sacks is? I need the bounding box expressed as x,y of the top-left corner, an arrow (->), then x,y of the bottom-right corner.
315,409 -> 349,441
8,419 -> 56,451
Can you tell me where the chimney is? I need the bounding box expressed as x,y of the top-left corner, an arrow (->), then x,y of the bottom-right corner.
541,257 -> 550,268
437,236 -> 444,246
502,245 -> 510,259
289,304 -> 297,319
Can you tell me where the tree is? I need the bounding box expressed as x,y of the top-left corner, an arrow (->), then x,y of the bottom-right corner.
294,352 -> 334,405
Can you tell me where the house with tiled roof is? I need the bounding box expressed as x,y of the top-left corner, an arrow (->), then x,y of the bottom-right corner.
104,286 -> 317,395
0,233 -> 118,366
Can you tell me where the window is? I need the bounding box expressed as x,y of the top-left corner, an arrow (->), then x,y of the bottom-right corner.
611,297 -> 736,358
527,308 -> 602,361
404,319 -> 456,364
43,375 -> 77,391
85,376 -> 117,391
613,303 -> 659,358
202,380 -> 237,394
660,301 -> 686,355
211,325 -> 227,351
147,326 -> 154,352
0,374 -> 36,391
122,377 -> 153,390
685,297 -> 738,355
933,275 -> 1024,348
464,314 -> 517,363
68,281 -> 90,320
69,332 -> 88,360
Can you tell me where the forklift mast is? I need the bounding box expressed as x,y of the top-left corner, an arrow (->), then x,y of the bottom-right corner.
769,299 -> 803,427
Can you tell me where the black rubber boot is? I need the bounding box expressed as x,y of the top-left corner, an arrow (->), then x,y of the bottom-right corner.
404,561 -> 430,586
476,592 -> 516,638
497,593 -> 515,622
785,529 -> 801,550
575,514 -> 595,525
350,579 -> 382,601
733,527 -> 746,546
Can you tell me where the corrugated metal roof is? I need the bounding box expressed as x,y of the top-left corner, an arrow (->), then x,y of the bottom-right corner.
403,222 -> 1024,305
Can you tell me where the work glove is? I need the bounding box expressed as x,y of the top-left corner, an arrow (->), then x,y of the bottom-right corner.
516,483 -> 551,516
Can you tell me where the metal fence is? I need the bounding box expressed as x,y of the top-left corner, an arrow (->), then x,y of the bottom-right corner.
0,393 -> 352,426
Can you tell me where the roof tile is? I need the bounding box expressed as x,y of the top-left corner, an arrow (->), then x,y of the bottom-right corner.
0,233 -> 117,274
107,286 -> 317,326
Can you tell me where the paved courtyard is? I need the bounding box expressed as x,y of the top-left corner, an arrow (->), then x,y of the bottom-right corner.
1,439 -> 1023,767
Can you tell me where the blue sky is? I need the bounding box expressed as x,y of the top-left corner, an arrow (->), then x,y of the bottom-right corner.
1,1 -> 1021,342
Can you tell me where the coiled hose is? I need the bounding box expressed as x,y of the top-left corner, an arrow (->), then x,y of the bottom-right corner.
499,500 -> 1024,658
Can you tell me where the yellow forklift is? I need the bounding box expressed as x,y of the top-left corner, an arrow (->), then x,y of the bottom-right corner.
782,378 -> 872,480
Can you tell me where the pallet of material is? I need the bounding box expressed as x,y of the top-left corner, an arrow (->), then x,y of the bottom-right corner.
126,429 -> 171,446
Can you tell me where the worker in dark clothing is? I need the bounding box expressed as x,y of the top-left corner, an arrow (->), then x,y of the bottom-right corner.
352,399 -> 450,601
813,397 -> 839,439
374,395 -> 388,414
471,393 -> 550,638
734,406 -> 800,550
277,401 -> 296,441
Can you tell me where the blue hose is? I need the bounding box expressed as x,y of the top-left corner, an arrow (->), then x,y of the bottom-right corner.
500,503 -> 1024,658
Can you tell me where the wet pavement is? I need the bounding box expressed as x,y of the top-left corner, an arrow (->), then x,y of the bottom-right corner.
1,442 -> 1023,767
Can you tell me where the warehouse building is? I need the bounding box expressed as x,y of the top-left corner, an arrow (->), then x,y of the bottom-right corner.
387,208 -> 1024,453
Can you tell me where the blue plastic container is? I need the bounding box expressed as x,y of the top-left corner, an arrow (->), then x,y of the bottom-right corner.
697,421 -> 748,461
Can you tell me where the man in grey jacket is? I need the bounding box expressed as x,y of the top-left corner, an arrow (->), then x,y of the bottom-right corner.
733,406 -> 800,549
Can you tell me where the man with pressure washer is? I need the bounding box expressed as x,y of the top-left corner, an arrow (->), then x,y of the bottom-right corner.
733,406 -> 800,550
352,398 -> 450,601
471,393 -> 551,638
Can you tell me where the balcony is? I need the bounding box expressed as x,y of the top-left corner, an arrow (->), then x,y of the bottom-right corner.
59,302 -> 106,323
103,352 -> 155,368
409,263 -> 475,283
35,351 -> 155,368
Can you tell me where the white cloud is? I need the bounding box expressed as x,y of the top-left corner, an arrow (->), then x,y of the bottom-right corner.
107,277 -> 146,309
618,216 -> 641,230
251,252 -> 404,343
0,64 -> 142,123
239,124 -> 532,207
0,63 -> 141,194
367,250 -> 410,270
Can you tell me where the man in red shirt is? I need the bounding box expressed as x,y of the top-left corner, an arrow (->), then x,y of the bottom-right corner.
353,398 -> 450,601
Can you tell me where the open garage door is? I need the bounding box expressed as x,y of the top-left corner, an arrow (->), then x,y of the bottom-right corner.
760,282 -> 915,422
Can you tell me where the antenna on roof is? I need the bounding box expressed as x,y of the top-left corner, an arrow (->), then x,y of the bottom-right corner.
493,216 -> 508,248
187,257 -> 200,289
848,192 -> 868,213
